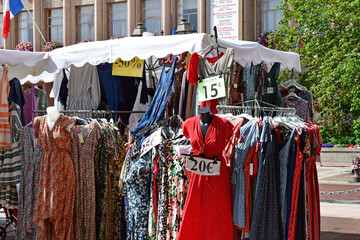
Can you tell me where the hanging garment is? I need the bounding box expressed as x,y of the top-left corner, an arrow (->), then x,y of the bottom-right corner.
33,115 -> 76,240
0,67 -> 11,148
96,63 -> 120,113
17,125 -> 42,240
232,119 -> 260,230
282,96 -> 313,121
279,128 -> 296,240
128,81 -> 150,131
70,123 -> 101,240
198,49 -> 234,111
117,67 -> 148,125
132,58 -> 177,138
242,64 -> 257,102
178,115 -> 234,240
288,132 -> 306,240
262,62 -> 283,107
23,84 -> 37,124
125,155 -> 151,240
25,86 -> 48,116
0,102 -> 22,208
250,129 -> 282,240
67,63 -> 101,112
165,68 -> 186,118
9,78 -> 25,125
164,144 -> 189,239
58,69 -> 69,109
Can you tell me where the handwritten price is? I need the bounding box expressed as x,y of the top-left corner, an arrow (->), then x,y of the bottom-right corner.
112,57 -> 144,77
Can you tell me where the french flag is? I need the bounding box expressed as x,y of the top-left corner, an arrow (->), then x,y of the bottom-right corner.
2,0 -> 24,39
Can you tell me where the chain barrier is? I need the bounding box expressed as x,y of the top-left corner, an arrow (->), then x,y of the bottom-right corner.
320,188 -> 360,195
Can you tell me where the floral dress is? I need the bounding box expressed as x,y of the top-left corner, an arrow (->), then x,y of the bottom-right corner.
17,125 -> 42,240
33,115 -> 76,240
71,122 -> 101,240
125,153 -> 151,240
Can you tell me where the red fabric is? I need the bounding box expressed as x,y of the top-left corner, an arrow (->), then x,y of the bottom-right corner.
187,52 -> 225,85
288,134 -> 304,240
241,146 -> 256,232
2,11 -> 10,39
179,115 -> 234,240
306,125 -> 321,240
200,99 -> 219,114
223,118 -> 245,168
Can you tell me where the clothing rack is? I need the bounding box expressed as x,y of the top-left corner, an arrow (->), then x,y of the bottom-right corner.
136,115 -> 184,135
216,104 -> 297,116
32,110 -> 146,114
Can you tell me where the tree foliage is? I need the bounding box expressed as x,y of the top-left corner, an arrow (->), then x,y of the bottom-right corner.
269,0 -> 360,143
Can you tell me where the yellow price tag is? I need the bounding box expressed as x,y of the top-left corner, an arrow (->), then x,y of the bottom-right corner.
112,57 -> 144,77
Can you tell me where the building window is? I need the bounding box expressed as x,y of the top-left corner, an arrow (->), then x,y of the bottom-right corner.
18,11 -> 33,43
109,2 -> 127,38
0,13 -> 3,46
143,0 -> 161,35
77,5 -> 94,41
262,0 -> 283,32
48,9 -> 63,42
177,0 -> 197,32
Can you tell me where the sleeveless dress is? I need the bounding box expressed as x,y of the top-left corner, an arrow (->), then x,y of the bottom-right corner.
178,115 -> 233,240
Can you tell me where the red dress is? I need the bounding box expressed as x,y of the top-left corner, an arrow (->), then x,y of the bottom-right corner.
178,115 -> 234,240
33,115 -> 76,240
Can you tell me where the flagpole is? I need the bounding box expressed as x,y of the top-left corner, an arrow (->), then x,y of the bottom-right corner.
20,0 -> 48,46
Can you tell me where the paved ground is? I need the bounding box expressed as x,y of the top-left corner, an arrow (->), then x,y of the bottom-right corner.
0,161 -> 358,239
318,161 -> 360,239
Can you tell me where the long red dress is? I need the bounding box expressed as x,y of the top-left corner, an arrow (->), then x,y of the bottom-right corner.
178,115 -> 234,240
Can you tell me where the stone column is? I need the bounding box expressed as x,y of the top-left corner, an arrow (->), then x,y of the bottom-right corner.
161,0 -> 171,35
33,0 -> 42,51
95,0 -> 103,40
243,0 -> 255,41
63,0 -> 72,46
127,0 -> 136,36
198,0 -> 206,33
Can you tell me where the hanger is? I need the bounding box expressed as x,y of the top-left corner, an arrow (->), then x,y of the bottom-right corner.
205,26 -> 226,59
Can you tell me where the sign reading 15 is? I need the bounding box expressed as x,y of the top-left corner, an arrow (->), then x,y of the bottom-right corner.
197,75 -> 226,102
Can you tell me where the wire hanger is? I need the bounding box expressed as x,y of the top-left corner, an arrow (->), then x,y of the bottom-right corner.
205,26 -> 226,58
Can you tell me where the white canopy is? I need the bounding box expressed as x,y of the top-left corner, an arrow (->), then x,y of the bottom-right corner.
1,33 -> 301,83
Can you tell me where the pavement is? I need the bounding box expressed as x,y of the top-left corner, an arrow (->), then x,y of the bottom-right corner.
318,161 -> 360,239
0,161 -> 358,240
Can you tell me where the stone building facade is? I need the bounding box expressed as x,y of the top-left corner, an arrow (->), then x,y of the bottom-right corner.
0,0 -> 283,51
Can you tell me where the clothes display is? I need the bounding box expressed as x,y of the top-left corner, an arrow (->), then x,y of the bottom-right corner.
1,38 -> 321,240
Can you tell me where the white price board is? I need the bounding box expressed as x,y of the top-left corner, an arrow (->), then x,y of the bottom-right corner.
185,157 -> 221,176
140,128 -> 162,157
210,0 -> 239,40
198,75 -> 226,102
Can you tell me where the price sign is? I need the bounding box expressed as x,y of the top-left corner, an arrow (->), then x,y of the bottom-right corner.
185,156 -> 221,176
112,57 -> 144,77
140,128 -> 162,157
197,75 -> 226,102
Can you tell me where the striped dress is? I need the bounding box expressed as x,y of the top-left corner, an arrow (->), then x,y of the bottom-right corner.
0,67 -> 11,148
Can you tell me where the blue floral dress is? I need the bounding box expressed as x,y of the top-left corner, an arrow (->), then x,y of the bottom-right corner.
125,154 -> 151,240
